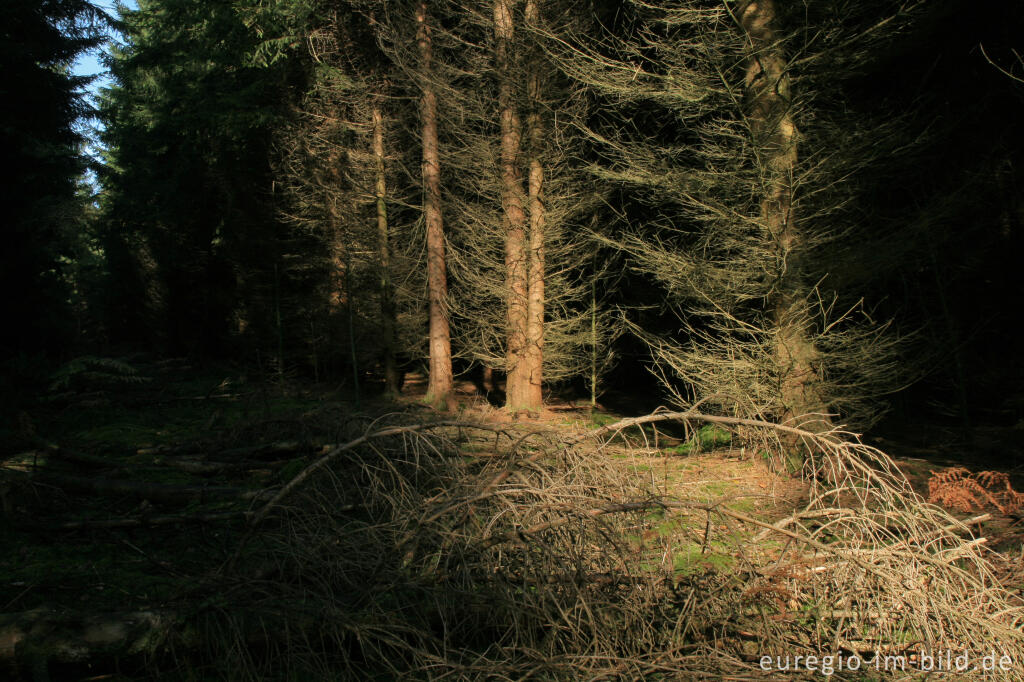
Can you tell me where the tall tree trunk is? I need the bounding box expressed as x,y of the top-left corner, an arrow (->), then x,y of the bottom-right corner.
417,0 -> 454,409
495,0 -> 531,411
328,216 -> 346,314
739,0 -> 827,433
522,0 -> 545,410
372,101 -> 400,396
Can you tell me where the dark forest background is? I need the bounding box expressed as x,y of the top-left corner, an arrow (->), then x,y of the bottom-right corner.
5,0 -> 1024,440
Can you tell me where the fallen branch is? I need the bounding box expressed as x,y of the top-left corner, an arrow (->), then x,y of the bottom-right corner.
23,509 -> 253,530
205,407 -> 1024,680
5,469 -> 274,505
249,420 -> 504,526
217,440 -> 320,461
155,457 -> 297,475
4,446 -> 121,472
578,408 -> 836,446
0,607 -> 182,666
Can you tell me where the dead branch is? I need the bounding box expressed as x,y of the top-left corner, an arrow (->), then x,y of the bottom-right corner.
248,420 -> 507,526
0,608 -> 182,665
119,410 -> 1024,679
23,510 -> 254,530
137,440 -> 316,459
4,469 -> 273,505
155,457 -> 297,475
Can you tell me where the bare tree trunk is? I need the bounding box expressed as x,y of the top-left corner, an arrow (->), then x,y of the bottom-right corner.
373,102 -> 400,396
327,223 -> 345,314
326,147 -> 347,317
326,208 -> 355,386
495,0 -> 531,411
522,0 -> 545,410
738,0 -> 828,433
417,0 -> 454,410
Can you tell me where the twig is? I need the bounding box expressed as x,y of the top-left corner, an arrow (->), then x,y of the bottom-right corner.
249,420 -> 502,526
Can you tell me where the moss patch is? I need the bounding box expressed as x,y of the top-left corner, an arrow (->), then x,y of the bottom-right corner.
663,424 -> 733,456
671,542 -> 736,577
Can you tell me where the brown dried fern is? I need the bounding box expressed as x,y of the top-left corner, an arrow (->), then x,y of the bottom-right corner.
928,466 -> 1024,515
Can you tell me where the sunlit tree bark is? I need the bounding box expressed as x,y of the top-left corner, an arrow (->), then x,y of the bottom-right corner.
494,0 -> 532,410
737,0 -> 827,430
417,0 -> 455,409
522,0 -> 545,409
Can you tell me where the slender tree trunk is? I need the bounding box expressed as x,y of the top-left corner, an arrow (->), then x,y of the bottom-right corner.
591,261 -> 598,407
344,249 -> 360,406
482,365 -> 495,394
327,226 -> 344,314
417,0 -> 454,409
327,210 -> 348,382
495,0 -> 531,411
372,101 -> 400,396
739,0 -> 827,433
522,0 -> 545,410
327,149 -> 347,317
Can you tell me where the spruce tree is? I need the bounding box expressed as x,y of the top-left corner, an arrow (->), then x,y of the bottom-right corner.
2,0 -> 105,363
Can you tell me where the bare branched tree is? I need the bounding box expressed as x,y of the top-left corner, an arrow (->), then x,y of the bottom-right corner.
425,0 -> 620,410
547,0 -> 923,433
271,4 -> 425,390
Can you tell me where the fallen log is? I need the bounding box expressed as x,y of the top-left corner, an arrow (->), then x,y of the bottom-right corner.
24,509 -> 251,530
0,605 -> 343,680
4,470 -> 275,505
0,607 -> 183,679
4,446 -> 121,473
217,440 -> 322,461
137,440 -> 319,460
154,457 -> 296,475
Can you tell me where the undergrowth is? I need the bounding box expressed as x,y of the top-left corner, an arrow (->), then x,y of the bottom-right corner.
7,370 -> 1024,680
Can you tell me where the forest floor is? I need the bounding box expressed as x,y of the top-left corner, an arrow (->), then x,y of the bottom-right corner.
4,358 -> 1024,678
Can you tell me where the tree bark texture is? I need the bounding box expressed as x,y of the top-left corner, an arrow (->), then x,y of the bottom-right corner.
739,0 -> 827,431
372,102 -> 401,395
523,0 -> 545,409
495,0 -> 532,411
417,0 -> 455,409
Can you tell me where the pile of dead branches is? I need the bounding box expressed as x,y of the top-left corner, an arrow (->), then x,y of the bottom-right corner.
189,410 -> 1024,680
5,406 -> 1022,679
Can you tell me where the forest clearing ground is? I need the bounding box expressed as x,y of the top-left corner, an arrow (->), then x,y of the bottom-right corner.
2,365 -> 802,614
396,379 -> 813,578
6,362 -> 1024,677
402,373 -> 1024,586
403,371 -> 807,518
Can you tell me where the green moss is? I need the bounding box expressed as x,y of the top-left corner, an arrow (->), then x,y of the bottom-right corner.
0,536 -> 179,607
591,411 -> 619,427
650,518 -> 679,535
47,377 -> 327,456
671,542 -> 735,577
663,424 -> 733,456
643,507 -> 666,521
